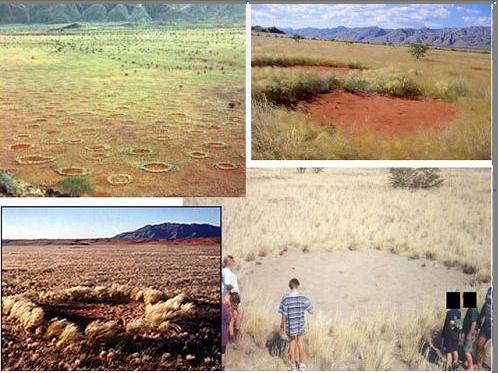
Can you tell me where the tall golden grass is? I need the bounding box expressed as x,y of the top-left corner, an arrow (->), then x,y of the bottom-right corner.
252,36 -> 491,160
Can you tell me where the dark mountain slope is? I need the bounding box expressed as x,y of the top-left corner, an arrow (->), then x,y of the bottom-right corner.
0,3 -> 244,24
113,222 -> 221,240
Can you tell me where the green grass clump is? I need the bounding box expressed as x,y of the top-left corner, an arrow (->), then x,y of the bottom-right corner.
252,55 -> 368,70
252,71 -> 342,105
0,172 -> 21,196
59,176 -> 95,197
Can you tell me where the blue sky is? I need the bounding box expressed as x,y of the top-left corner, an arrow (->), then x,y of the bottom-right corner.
252,4 -> 492,29
1,207 -> 220,239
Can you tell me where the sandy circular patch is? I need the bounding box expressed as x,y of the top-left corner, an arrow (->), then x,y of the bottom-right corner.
9,143 -> 34,151
204,141 -> 228,150
140,162 -> 175,173
214,162 -> 238,170
186,150 -> 209,159
16,155 -> 56,165
55,167 -> 90,176
107,173 -> 133,185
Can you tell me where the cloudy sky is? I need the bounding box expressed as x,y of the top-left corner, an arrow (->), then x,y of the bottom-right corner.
2,207 -> 220,239
252,4 -> 492,29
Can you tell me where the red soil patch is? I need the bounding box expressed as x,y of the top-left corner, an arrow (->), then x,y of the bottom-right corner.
155,119 -> 166,125
140,162 -> 173,173
300,90 -> 458,134
131,148 -> 153,155
16,155 -> 55,165
9,143 -> 33,151
56,167 -> 89,176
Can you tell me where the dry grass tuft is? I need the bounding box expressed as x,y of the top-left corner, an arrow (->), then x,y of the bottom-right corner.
4,296 -> 45,330
57,323 -> 83,347
85,320 -> 119,345
144,293 -> 193,334
143,288 -> 164,305
46,317 -> 70,339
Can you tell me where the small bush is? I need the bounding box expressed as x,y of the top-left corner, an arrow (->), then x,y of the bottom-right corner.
409,44 -> 429,60
0,172 -> 21,196
59,176 -> 95,197
296,168 -> 307,174
388,168 -> 444,190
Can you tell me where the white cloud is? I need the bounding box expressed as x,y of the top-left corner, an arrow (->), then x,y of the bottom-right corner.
456,6 -> 480,15
252,4 -> 454,29
462,15 -> 491,26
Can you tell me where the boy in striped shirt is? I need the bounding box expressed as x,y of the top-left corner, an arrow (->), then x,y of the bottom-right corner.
279,278 -> 313,371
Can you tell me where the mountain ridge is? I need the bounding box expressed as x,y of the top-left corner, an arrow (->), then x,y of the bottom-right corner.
258,25 -> 491,49
0,3 -> 244,25
113,222 -> 221,240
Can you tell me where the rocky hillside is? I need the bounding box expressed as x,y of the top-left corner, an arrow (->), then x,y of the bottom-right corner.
113,222 -> 221,240
0,3 -> 244,24
280,26 -> 491,49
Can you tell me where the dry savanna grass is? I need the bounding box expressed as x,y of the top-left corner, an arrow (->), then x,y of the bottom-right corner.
251,34 -> 491,160
187,168 -> 492,370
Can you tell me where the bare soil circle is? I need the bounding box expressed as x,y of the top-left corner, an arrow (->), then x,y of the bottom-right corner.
299,90 -> 458,134
16,155 -> 56,165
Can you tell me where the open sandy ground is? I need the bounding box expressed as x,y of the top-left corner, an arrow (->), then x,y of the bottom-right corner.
239,248 -> 477,315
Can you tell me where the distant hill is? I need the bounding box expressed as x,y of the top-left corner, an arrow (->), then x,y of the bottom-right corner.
0,3 -> 244,25
252,25 -> 285,34
113,222 -> 220,240
279,26 -> 491,50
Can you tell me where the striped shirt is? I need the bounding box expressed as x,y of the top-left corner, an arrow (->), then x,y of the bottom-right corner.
278,292 -> 313,336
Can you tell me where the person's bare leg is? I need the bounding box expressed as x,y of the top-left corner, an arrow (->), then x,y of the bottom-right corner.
475,335 -> 488,370
464,352 -> 474,370
289,337 -> 296,368
452,351 -> 459,368
446,353 -> 453,369
297,336 -> 305,365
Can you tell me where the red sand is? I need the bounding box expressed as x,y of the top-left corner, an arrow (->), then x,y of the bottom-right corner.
300,90 -> 458,134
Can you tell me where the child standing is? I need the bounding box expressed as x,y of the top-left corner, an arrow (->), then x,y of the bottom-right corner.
442,307 -> 461,369
278,278 -> 313,371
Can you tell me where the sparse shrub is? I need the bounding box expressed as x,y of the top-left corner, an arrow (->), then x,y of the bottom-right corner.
0,172 -> 21,196
59,176 -> 95,197
296,168 -> 306,174
409,44 -> 429,60
388,168 -> 444,190
311,167 -> 324,174
292,35 -> 304,43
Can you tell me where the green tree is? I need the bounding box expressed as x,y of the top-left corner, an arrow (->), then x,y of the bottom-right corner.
388,168 -> 444,190
409,44 -> 429,60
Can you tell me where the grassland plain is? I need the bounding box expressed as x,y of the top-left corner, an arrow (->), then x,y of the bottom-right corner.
1,241 -> 221,370
0,23 -> 245,196
252,34 -> 491,160
186,168 -> 492,370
